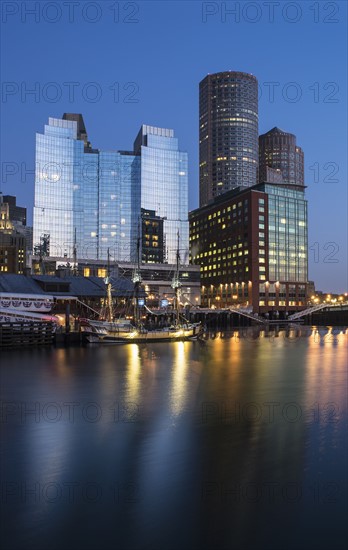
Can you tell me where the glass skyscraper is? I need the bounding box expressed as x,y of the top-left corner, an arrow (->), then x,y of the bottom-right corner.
134,125 -> 189,265
33,116 -> 187,265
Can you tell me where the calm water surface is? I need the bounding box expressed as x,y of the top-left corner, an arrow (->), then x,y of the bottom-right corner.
1,327 -> 347,550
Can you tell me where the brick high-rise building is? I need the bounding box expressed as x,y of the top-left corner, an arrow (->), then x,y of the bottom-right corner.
190,183 -> 308,313
199,71 -> 259,206
259,127 -> 304,186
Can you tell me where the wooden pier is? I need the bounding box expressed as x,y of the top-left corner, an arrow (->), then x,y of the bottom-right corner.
0,321 -> 55,348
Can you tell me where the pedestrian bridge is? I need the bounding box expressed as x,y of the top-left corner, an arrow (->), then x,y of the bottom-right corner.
228,307 -> 266,324
193,306 -> 266,324
287,302 -> 330,321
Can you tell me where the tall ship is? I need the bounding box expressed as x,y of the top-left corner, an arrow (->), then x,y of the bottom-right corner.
81,233 -> 203,343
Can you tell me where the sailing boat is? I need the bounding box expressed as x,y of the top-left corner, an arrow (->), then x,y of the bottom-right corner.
83,233 -> 203,343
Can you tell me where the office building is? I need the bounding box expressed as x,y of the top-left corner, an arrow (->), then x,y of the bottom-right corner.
259,127 -> 304,186
33,116 -> 188,266
141,208 -> 164,264
199,71 -> 259,206
135,125 -> 189,264
189,183 -> 308,313
33,115 -> 140,263
1,195 -> 27,226
0,198 -> 26,274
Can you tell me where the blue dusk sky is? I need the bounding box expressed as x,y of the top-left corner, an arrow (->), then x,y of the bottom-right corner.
1,0 -> 347,292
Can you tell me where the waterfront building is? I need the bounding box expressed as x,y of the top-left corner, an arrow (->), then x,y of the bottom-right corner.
33,116 -> 188,266
0,272 -> 135,320
0,197 -> 26,274
259,127 -> 304,186
16,226 -> 33,255
199,71 -> 259,206
30,255 -> 201,307
189,182 -> 308,313
1,195 -> 27,226
118,261 -> 200,307
141,208 -> 165,264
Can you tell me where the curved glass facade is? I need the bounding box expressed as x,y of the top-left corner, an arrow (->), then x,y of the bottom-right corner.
34,118 -> 83,258
33,118 -> 187,265
137,126 -> 189,265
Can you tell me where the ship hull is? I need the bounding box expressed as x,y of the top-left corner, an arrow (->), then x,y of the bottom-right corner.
84,324 -> 203,344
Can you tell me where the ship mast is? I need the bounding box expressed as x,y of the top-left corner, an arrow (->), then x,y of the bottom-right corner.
171,230 -> 181,327
132,222 -> 142,325
106,247 -> 113,322
73,227 -> 78,276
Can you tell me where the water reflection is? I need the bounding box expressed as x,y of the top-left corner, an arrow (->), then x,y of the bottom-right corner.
1,327 -> 346,550
170,342 -> 189,417
125,344 -> 141,403
204,325 -> 347,345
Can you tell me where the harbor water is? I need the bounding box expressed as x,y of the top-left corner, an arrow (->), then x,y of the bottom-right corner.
1,327 -> 347,549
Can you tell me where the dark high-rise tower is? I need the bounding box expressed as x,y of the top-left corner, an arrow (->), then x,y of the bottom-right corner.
1,195 -> 26,226
199,71 -> 259,207
259,127 -> 304,186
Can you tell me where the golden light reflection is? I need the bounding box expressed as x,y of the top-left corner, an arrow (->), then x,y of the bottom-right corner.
170,342 -> 189,417
54,348 -> 71,376
125,344 -> 141,403
303,327 -> 347,409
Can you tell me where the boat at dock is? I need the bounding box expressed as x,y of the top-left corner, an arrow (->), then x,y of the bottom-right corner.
83,321 -> 203,343
81,233 -> 204,344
